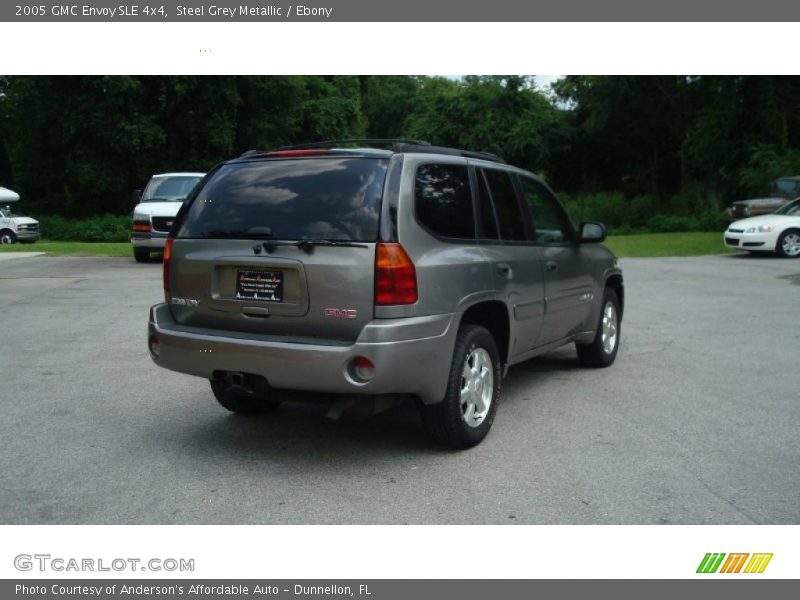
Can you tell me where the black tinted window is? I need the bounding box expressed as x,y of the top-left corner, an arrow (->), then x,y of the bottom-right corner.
520,177 -> 573,244
483,169 -> 527,241
177,158 -> 387,241
415,164 -> 475,239
477,171 -> 500,239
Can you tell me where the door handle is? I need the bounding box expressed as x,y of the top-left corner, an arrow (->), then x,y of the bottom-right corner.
497,263 -> 513,278
545,261 -> 559,272
241,306 -> 270,318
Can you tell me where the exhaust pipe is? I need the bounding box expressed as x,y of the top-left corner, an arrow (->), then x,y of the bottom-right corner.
227,372 -> 245,389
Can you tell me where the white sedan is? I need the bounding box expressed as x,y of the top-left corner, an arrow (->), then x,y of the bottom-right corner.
724,197 -> 800,257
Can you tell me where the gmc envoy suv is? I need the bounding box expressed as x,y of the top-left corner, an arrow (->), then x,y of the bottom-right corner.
148,140 -> 624,448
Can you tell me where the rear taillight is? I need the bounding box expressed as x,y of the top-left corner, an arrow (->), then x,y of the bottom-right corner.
375,243 -> 417,305
163,239 -> 173,291
133,222 -> 151,232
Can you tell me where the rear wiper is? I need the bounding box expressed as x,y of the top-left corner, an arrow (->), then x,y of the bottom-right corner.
259,239 -> 369,254
296,239 -> 369,252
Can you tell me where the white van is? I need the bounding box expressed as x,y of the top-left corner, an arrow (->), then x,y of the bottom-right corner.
0,187 -> 40,244
131,172 -> 204,262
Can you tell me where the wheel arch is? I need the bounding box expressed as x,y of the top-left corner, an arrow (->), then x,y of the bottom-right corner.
604,273 -> 624,319
457,300 -> 511,365
777,227 -> 800,256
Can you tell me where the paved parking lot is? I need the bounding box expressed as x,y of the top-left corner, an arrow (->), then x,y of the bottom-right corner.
1,252 -> 798,524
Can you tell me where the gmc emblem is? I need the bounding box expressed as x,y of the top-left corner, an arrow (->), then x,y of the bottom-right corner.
324,308 -> 357,319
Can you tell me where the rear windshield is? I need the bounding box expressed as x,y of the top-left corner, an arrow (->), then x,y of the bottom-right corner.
177,158 -> 388,241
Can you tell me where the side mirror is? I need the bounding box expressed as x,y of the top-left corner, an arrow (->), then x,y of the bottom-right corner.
132,189 -> 142,206
580,221 -> 607,243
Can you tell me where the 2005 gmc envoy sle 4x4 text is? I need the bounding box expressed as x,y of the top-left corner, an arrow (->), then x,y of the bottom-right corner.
148,140 -> 624,448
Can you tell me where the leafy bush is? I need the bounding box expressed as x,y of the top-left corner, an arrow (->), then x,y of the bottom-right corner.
560,192 -> 727,234
646,211 -> 727,233
561,192 -> 630,229
739,145 -> 800,198
38,214 -> 131,242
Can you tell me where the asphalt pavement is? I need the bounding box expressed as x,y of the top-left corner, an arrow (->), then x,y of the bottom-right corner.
1,251 -> 798,524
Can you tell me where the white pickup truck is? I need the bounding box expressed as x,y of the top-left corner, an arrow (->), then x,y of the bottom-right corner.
0,187 -> 40,244
131,172 -> 204,262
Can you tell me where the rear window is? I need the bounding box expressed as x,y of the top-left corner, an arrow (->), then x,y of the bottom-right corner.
177,158 -> 388,241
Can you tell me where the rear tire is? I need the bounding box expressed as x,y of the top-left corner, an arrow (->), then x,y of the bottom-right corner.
419,324 -> 501,449
133,248 -> 150,263
210,379 -> 282,415
775,229 -> 800,258
576,288 -> 621,368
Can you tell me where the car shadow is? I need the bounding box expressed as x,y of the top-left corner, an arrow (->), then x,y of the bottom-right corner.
722,251 -> 776,259
162,348 -> 583,462
172,398 -> 441,461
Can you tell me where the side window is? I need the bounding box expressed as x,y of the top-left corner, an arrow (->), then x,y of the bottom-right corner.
476,170 -> 500,240
482,169 -> 527,241
519,177 -> 573,244
414,164 -> 475,240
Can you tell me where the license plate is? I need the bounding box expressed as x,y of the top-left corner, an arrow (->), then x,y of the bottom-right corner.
236,269 -> 283,302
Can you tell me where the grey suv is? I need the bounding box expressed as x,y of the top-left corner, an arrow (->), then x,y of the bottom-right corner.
148,141 -> 623,448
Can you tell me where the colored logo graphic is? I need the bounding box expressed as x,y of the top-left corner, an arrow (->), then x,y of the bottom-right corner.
696,553 -> 773,574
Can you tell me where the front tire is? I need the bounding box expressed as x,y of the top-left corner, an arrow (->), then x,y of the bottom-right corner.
776,229 -> 800,258
210,379 -> 282,415
576,288 -> 621,368
133,248 -> 150,263
0,230 -> 16,245
419,324 -> 501,449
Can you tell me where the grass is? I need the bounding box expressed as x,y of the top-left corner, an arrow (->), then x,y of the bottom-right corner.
0,240 -> 132,257
0,232 -> 734,259
604,231 -> 734,258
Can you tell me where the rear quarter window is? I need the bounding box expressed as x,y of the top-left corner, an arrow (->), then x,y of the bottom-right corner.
414,164 -> 475,240
177,157 -> 388,241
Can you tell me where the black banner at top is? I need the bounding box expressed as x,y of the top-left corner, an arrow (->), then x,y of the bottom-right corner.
3,0 -> 800,22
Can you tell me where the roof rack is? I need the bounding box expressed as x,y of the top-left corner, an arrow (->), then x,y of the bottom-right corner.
239,139 -> 505,164
274,139 -> 431,151
394,143 -> 505,164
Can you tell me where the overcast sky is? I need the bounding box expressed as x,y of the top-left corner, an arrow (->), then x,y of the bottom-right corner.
534,75 -> 562,90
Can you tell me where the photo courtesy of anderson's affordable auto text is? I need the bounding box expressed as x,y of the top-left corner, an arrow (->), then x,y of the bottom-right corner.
0,1 -> 799,595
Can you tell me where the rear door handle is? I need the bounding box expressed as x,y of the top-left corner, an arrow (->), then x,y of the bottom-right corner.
545,261 -> 559,272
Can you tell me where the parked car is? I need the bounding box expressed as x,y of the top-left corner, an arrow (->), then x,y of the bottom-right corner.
131,172 -> 205,262
147,141 -> 624,448
0,186 -> 40,244
727,177 -> 800,220
724,197 -> 800,257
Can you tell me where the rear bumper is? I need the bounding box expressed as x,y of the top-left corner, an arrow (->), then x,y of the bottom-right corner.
148,304 -> 458,404
131,231 -> 168,249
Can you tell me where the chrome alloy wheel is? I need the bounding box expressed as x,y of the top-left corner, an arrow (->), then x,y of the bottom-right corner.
601,302 -> 618,354
460,347 -> 494,428
782,232 -> 800,257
